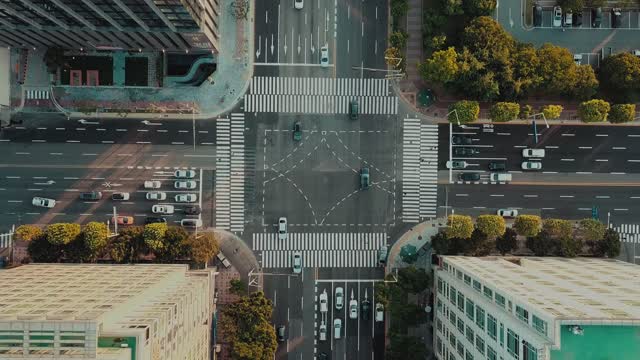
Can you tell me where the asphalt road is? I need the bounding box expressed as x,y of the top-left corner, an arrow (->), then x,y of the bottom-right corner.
439,123 -> 640,173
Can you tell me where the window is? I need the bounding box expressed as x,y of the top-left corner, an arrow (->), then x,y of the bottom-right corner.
458,318 -> 465,334
464,274 -> 471,285
450,310 -> 457,326
476,335 -> 485,355
523,340 -> 538,360
495,293 -> 506,308
475,306 -> 485,330
507,329 -> 520,359
466,299 -> 475,321
439,278 -> 445,294
516,306 -> 529,324
450,333 -> 457,347
466,350 -> 474,360
532,315 -> 548,336
473,280 -> 482,292
444,262 -> 449,271
507,300 -> 513,312
437,298 -> 443,314
437,318 -> 443,333
451,287 -> 458,306
466,325 -> 474,344
458,293 -> 465,312
483,286 -> 493,300
487,314 -> 497,341
499,323 -> 505,347
457,342 -> 465,357
487,346 -> 497,360
437,336 -> 444,355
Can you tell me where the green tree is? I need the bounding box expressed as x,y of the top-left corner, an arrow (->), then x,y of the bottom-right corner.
541,104 -> 563,120
599,53 -> 640,100
81,222 -> 108,260
448,100 -> 480,123
143,223 -> 168,253
389,30 -> 409,50
542,219 -> 573,239
446,214 -> 474,239
519,104 -> 533,119
475,215 -> 506,239
572,65 -> 599,100
185,231 -> 220,264
384,47 -> 404,69
525,230 -> 557,256
431,231 -> 449,254
593,229 -> 621,258
514,215 -> 541,237
418,47 -> 459,84
46,223 -> 81,245
559,0 -> 585,11
27,233 -> 62,262
397,266 -> 430,294
453,48 -> 500,101
109,226 -> 146,263
386,333 -> 427,360
463,0 -> 497,16
489,102 -> 520,122
64,236 -> 93,263
462,17 -> 515,66
577,218 -> 606,242
511,44 -> 542,98
609,104 -> 636,123
558,236 -> 582,257
229,279 -> 247,295
425,34 -> 447,53
391,0 -> 409,19
15,225 -> 42,242
468,228 -> 494,256
154,226 -> 189,262
496,227 -> 518,255
107,236 -> 128,263
441,0 -> 464,15
536,44 -> 578,95
578,99 -> 610,123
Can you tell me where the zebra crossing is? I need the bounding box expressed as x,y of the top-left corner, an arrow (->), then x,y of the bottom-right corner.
253,232 -> 386,268
244,76 -> 398,115
402,119 -> 438,223
0,231 -> 13,248
610,224 -> 640,244
25,89 -> 49,99
215,113 -> 245,233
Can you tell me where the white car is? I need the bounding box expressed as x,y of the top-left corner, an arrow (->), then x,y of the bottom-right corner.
320,45 -> 329,67
522,148 -> 545,158
446,160 -> 468,169
175,169 -> 196,179
573,53 -> 583,66
319,290 -> 328,313
553,6 -> 562,27
152,204 -> 174,214
294,0 -> 303,9
333,318 -> 342,339
497,209 -> 519,218
175,193 -> 197,202
375,303 -> 384,322
146,192 -> 167,201
521,161 -> 542,170
278,217 -> 288,240
292,252 -> 302,274
335,287 -> 344,310
319,322 -> 327,341
349,299 -> 358,319
144,180 -> 161,189
32,197 -> 55,208
174,180 -> 197,189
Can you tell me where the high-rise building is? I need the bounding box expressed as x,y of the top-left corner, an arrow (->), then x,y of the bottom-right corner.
433,256 -> 640,360
0,0 -> 220,52
0,264 -> 216,359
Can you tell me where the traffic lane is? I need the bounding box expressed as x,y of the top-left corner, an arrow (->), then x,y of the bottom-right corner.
264,275 -> 291,359
361,0 -> 388,72
440,184 -> 640,222
357,282 -> 375,360
336,0 -> 365,78
344,281 -> 361,360
287,271 -> 306,359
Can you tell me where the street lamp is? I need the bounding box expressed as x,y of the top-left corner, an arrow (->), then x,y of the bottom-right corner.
447,109 -> 461,126
607,212 -> 611,228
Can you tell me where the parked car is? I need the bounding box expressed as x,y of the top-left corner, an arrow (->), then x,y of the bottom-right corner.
446,160 -> 468,169
146,192 -> 167,201
333,318 -> 342,339
573,54 -> 583,66
184,205 -> 201,215
294,0 -> 303,10
375,303 -> 384,322
320,290 -> 328,313
277,325 -> 286,342
112,216 -> 134,225
320,45 -> 329,67
152,204 -> 174,214
490,173 -> 512,182
335,287 -> 344,310
591,7 -> 602,28
553,6 -> 562,27
573,11 -> 583,27
111,192 -> 130,201
452,135 -> 472,145
80,191 -> 102,201
144,180 -> 161,189
564,9 -> 573,26
145,217 -> 167,224
174,180 -> 196,189
180,218 -> 202,228
488,162 -> 506,171
612,8 -> 622,28
497,209 -> 519,218
522,148 -> 545,158
458,172 -> 480,181
361,300 -> 371,321
522,161 -> 542,170
453,147 -> 478,156
349,299 -> 358,319
175,193 -> 197,203
174,169 -> 196,179
533,4 -> 543,27
360,168 -> 370,189
32,197 -> 55,208
278,217 -> 288,240
293,122 -> 302,141
292,252 -> 302,274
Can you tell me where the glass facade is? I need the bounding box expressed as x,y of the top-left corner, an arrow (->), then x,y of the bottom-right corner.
507,329 -> 520,359
475,306 -> 485,330
487,314 -> 497,340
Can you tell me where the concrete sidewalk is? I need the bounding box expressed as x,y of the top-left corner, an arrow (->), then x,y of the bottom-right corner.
213,228 -> 261,290
386,219 -> 442,275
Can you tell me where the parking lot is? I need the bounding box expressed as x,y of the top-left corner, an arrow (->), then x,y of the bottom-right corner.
536,8 -> 640,30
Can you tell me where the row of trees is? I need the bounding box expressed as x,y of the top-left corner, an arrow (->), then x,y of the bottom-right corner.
16,223 -> 219,265
220,291 -> 277,360
432,215 -> 620,258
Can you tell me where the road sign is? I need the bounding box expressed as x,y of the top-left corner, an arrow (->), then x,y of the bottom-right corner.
592,206 -> 599,219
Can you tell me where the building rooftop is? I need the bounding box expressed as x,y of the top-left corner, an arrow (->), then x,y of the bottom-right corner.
443,257 -> 640,321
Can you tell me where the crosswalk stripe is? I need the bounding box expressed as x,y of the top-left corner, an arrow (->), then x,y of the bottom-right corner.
610,223 -> 640,244
215,114 -> 245,233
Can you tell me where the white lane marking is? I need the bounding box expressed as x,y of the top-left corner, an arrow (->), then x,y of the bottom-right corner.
630,196 -> 640,199
560,158 -> 574,161
611,172 -> 626,174
0,139 -> 9,142
66,140 -> 80,143
184,154 -> 216,158
137,129 -> 149,132
595,196 -> 610,199
157,129 -> 168,133
33,177 -> 47,179
32,139 -> 46,142
27,188 -> 43,191
117,154 -> 133,156
76,128 -> 86,131
578,207 -> 591,211
102,140 -> 114,143
120,178 -> 134,180
116,129 -> 127,132
201,142 -> 214,145
179,130 -> 189,133
455,194 -> 468,197
6,176 -> 20,179
497,132 -> 511,135
97,128 -> 106,131
64,177 -> 79,180
612,147 -> 626,150
15,126 -> 25,129
627,160 -> 640,162
576,172 -> 592,174
136,141 -> 151,144
578,146 -> 592,149
198,131 -> 209,134
628,135 -> 640,137
544,146 -> 559,149
82,153 -> 97,156
55,127 -> 65,130
472,206 -> 486,209
64,189 -> 79,192
513,145 -> 527,148
541,207 -> 555,210
49,153 -> 63,155
7,200 -> 23,203
91,177 -> 104,180
37,127 -> 46,130
523,195 -> 538,198
559,195 -> 574,198
542,171 -> 558,174
595,134 -> 608,137
561,134 -> 575,137
15,152 -> 30,155
614,208 -> 629,211
595,159 -> 608,162
152,154 -> 168,157
172,142 -> 185,145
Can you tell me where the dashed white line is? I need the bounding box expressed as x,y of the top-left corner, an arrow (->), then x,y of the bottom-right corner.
172,142 -> 185,145
614,208 -> 629,211
49,152 -> 63,155
102,140 -> 114,143
541,207 -> 555,210
595,134 -> 608,137
97,128 -> 106,131
578,146 -> 592,149
157,129 -> 168,133
490,194 -> 504,197
559,195 -> 574,198
472,206 -> 486,209
198,131 -> 209,134
627,160 -> 640,163
55,127 -> 65,130
576,172 -> 592,174
116,129 -> 127,132
15,152 -> 30,155
544,146 -> 559,149
455,194 -> 468,197
513,145 -> 527,148
27,188 -> 42,191
627,135 -> 640,137
201,142 -> 214,145
76,128 -> 86,131
64,189 -> 79,192
82,153 -> 97,156
32,140 -> 46,143
561,134 -> 575,137
612,147 -> 626,150
91,177 -> 104,180
6,176 -> 20,179
152,154 -> 168,157
137,129 -> 149,132
63,177 -> 79,180
178,130 -> 189,133
136,141 -> 151,144
560,158 -> 574,161
595,196 -> 610,199
117,154 -> 133,156
497,132 -> 511,136
595,159 -> 608,162
37,127 -> 46,130
542,171 -> 558,174
523,195 -> 538,198
66,140 -> 80,143
7,200 -> 22,203
611,172 -> 626,174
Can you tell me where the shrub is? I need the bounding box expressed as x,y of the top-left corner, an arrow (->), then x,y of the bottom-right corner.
514,215 -> 541,237
391,0 -> 409,19
541,105 -> 563,120
46,223 -> 81,245
389,31 -> 409,50
542,218 -> 573,239
490,102 -> 520,122
15,225 -> 42,242
475,215 -> 506,239
496,228 -> 518,255
578,99 -> 610,122
446,214 -> 474,239
448,100 -> 479,123
519,104 -> 533,119
609,104 -> 635,123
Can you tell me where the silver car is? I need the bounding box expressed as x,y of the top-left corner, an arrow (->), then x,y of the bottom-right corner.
174,169 -> 196,178
32,197 -> 55,208
320,45 -> 329,67
174,180 -> 197,189
146,192 -> 167,201
152,204 -> 174,214
175,193 -> 197,203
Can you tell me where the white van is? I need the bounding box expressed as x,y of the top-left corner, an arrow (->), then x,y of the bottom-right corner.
333,318 -> 342,339
180,218 -> 202,228
522,148 -> 545,158
490,173 -> 512,182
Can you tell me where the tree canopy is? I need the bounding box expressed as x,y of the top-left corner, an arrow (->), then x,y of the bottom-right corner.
496,228 -> 518,255
541,105 -> 563,120
599,53 -> 640,101
577,219 -> 606,242
418,47 -> 459,84
143,223 -> 168,252
185,232 -> 220,264
489,102 -> 520,122
609,104 -> 636,123
81,222 -> 108,258
15,225 -> 42,242
475,215 -> 506,239
446,214 -> 474,239
514,215 -> 541,237
46,223 -> 81,245
578,99 -> 610,123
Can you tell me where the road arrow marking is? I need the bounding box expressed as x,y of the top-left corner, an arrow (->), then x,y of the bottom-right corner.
284,34 -> 287,55
270,34 -> 274,55
141,120 -> 162,126
297,34 -> 301,55
78,119 -> 98,125
256,35 -> 261,58
311,31 -> 315,53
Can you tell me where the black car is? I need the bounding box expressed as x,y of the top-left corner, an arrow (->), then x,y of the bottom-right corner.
573,11 -> 582,27
184,205 -> 201,215
458,172 -> 481,181
361,300 -> 371,321
453,147 -> 478,156
452,135 -> 472,145
592,7 -> 602,28
533,4 -> 543,27
318,352 -> 328,360
145,217 -> 167,224
488,162 -> 506,171
80,191 -> 102,201
611,8 -> 622,28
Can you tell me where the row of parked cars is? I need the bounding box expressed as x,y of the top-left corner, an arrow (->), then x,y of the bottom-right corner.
536,5 -> 613,28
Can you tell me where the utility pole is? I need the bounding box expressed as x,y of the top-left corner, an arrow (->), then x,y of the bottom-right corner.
192,108 -> 196,151
112,206 -> 118,235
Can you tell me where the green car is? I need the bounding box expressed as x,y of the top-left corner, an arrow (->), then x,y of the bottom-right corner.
293,122 -> 302,141
349,100 -> 359,120
360,168 -> 370,189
